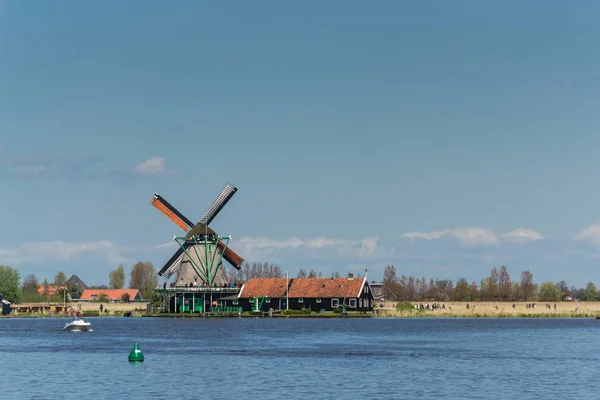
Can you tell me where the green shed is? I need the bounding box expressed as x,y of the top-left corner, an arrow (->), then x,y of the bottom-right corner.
2,299 -> 11,315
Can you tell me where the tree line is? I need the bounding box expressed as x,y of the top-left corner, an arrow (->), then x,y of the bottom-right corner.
383,264 -> 600,302
226,263 -> 347,282
0,262 -> 159,303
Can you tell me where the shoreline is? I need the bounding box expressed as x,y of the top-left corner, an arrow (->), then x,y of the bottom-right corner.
3,301 -> 600,319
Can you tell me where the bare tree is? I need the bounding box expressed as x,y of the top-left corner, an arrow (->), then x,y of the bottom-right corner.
382,264 -> 397,299
129,261 -> 158,299
297,268 -> 307,278
21,273 -> 40,294
308,269 -> 318,278
498,266 -> 512,300
520,270 -> 535,301
488,267 -> 499,300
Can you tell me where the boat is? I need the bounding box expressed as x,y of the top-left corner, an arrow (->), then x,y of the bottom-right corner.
63,317 -> 91,332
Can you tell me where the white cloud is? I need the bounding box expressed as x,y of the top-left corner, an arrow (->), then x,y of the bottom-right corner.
402,227 -> 499,246
0,240 -> 128,266
133,157 -> 166,175
401,230 -> 449,240
574,224 -> 600,245
501,227 -> 544,242
235,236 -> 394,262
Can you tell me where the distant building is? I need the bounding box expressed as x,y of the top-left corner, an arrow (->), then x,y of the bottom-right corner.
65,275 -> 89,291
237,276 -> 375,312
37,285 -> 66,297
79,289 -> 142,302
369,281 -> 384,300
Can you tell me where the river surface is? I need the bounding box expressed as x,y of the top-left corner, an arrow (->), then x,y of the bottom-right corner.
0,317 -> 598,399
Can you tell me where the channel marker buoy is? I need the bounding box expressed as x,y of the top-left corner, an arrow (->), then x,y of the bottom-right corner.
128,343 -> 144,362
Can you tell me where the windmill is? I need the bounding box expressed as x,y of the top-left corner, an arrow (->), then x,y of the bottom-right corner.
151,183 -> 244,287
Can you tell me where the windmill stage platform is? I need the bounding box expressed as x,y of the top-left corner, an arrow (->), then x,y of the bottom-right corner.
155,286 -> 243,314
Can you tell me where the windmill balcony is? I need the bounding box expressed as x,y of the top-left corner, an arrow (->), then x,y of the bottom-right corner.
155,285 -> 242,294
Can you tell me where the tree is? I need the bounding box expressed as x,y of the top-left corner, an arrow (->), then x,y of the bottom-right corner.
581,282 -> 599,301
488,267 -> 499,300
498,266 -> 512,300
307,269 -> 318,278
0,266 -> 21,303
538,281 -> 561,301
21,273 -> 40,294
109,264 -> 126,289
54,271 -> 67,286
41,279 -> 50,297
297,269 -> 307,278
129,261 -> 158,299
121,292 -> 131,303
556,280 -> 569,295
452,278 -> 471,301
382,264 -> 398,300
520,270 -> 535,301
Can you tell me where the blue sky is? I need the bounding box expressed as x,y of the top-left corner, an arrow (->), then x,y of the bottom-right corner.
2,1 -> 600,287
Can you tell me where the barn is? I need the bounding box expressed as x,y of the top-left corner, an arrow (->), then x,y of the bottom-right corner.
237,278 -> 289,312
287,277 -> 374,312
237,276 -> 374,313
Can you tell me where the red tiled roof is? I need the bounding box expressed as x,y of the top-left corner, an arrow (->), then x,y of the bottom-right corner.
37,286 -> 66,296
288,277 -> 366,298
80,289 -> 141,301
238,279 -> 289,298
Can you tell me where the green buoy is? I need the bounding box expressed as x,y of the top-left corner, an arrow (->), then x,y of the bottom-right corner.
128,343 -> 144,362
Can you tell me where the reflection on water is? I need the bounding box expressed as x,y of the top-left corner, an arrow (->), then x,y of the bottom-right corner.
1,317 -> 599,399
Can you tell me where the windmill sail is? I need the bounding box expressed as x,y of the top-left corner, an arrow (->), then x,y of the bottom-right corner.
198,183 -> 237,225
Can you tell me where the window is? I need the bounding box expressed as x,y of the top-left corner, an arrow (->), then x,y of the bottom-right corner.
332,298 -> 339,308
349,298 -> 357,308
233,300 -> 239,305
298,298 -> 304,303
265,298 -> 271,303
359,299 -> 363,308
365,286 -> 369,293
316,298 -> 322,303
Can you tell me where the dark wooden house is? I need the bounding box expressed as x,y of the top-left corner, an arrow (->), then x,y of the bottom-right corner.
237,276 -> 374,312
237,278 -> 289,312
287,277 -> 374,312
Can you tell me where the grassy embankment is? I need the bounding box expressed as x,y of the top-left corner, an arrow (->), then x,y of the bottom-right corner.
376,301 -> 600,318
2,301 -> 150,318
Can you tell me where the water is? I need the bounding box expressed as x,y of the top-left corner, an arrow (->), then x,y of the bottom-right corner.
0,317 -> 598,399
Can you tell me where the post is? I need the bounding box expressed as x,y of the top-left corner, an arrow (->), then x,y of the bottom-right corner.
286,271 -> 289,311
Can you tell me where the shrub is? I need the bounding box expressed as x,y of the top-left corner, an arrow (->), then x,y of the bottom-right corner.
283,308 -> 312,315
396,302 -> 415,312
82,310 -> 99,317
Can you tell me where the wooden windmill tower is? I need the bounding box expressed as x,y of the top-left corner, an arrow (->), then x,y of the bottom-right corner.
151,183 -> 244,286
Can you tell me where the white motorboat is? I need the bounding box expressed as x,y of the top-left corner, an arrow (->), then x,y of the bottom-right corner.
63,318 -> 91,331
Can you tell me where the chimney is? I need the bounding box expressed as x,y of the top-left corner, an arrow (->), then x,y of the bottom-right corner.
348,273 -> 354,280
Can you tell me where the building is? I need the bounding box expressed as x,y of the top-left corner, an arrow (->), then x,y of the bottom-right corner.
287,277 -> 374,312
237,276 -> 375,313
65,274 -> 89,289
37,285 -> 66,297
2,299 -> 11,315
369,281 -> 385,300
237,278 -> 289,312
79,289 -> 142,302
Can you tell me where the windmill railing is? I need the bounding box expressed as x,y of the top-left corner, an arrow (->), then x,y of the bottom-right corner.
155,287 -> 241,294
